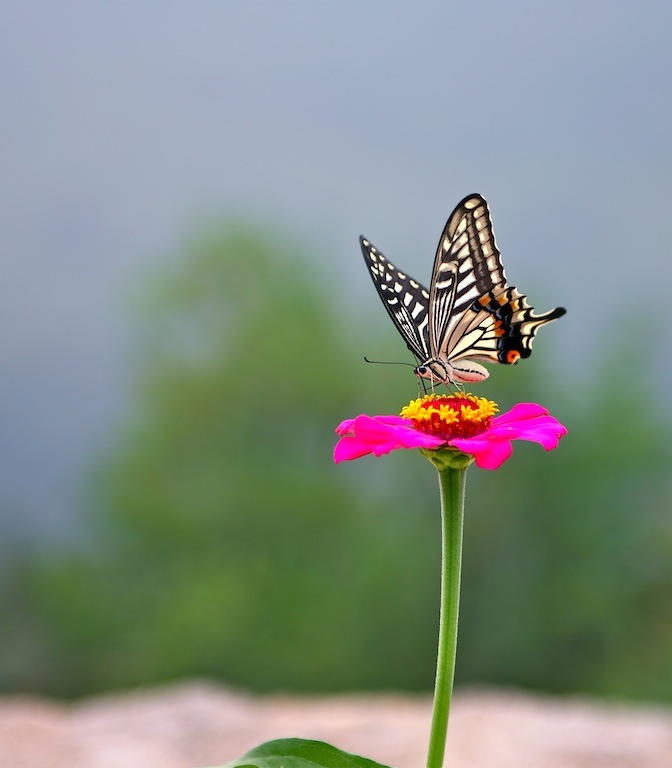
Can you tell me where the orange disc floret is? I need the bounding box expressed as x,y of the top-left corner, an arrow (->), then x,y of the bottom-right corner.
400,393 -> 499,441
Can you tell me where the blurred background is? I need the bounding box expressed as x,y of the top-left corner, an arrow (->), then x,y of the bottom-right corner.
2,1 -> 671,702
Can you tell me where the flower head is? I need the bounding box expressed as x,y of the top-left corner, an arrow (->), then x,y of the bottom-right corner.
334,393 -> 566,470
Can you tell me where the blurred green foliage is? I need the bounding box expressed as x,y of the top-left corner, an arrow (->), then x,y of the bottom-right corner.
2,223 -> 671,701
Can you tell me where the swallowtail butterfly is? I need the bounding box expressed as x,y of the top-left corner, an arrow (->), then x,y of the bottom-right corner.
360,194 -> 566,385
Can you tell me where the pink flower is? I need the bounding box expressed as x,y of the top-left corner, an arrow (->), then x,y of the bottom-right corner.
334,395 -> 567,470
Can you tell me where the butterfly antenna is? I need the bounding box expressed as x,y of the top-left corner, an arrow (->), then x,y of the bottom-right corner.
363,356 -> 416,368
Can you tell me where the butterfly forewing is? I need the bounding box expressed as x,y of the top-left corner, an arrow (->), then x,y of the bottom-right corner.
359,236 -> 430,361
429,195 -> 507,362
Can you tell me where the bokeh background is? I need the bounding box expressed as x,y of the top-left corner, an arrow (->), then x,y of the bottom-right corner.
2,2 -> 671,701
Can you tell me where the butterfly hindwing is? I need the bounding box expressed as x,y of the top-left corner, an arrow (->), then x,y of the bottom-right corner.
359,236 -> 430,361
448,287 -> 566,365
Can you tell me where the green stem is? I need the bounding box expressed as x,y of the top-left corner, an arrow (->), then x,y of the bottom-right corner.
426,465 -> 467,768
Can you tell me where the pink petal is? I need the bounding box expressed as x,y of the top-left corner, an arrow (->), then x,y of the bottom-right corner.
486,416 -> 567,448
449,436 -> 513,470
334,435 -> 389,462
336,414 -> 408,436
333,414 -> 444,463
491,402 -> 550,425
448,403 -> 567,470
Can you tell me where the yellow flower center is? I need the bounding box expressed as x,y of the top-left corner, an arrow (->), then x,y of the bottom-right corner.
400,393 -> 499,441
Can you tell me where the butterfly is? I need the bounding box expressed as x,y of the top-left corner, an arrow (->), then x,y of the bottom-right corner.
360,193 -> 566,385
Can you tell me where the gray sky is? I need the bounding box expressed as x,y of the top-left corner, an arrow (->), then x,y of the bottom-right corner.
2,1 -> 671,539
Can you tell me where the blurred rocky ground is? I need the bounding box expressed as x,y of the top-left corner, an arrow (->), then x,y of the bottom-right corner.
1,682 -> 671,768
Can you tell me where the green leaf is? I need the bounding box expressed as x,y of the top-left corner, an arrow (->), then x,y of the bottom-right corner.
213,737 -> 395,768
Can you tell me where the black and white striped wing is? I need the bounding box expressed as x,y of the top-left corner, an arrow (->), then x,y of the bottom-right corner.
429,194 -> 506,361
360,236 -> 430,361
